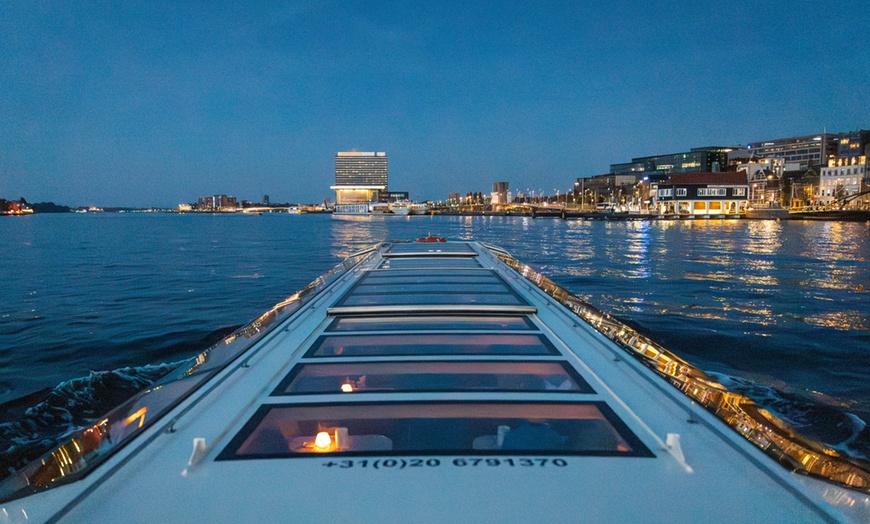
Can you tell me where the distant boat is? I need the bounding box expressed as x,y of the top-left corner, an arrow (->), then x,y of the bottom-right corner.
389,201 -> 429,215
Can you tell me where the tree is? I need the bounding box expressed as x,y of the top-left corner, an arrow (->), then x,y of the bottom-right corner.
780,177 -> 793,207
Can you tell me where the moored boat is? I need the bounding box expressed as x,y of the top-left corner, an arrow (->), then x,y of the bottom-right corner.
389,201 -> 429,215
1,239 -> 868,523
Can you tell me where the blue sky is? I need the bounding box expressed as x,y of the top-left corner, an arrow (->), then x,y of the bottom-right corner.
2,1 -> 868,207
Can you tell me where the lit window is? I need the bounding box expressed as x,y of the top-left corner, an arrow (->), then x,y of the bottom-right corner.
305,333 -> 559,357
326,315 -> 535,332
274,361 -> 593,395
217,402 -> 653,458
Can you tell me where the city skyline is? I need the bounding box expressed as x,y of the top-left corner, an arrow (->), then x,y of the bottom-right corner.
2,2 -> 869,207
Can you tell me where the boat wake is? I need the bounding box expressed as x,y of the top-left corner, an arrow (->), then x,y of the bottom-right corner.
0,362 -> 183,479
3,363 -> 868,482
708,372 -> 870,460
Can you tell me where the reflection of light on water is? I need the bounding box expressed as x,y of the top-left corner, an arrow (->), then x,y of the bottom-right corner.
562,221 -> 596,268
805,312 -> 868,330
622,222 -> 651,279
741,275 -> 780,286
457,215 -> 475,240
329,215 -> 389,259
683,271 -> 735,282
745,220 -> 783,255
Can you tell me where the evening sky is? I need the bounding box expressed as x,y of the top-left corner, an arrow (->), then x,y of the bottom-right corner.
2,1 -> 868,207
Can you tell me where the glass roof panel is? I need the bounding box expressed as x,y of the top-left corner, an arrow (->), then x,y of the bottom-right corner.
379,258 -> 482,269
387,243 -> 475,254
337,293 -> 526,307
274,361 -> 593,395
360,274 -> 502,285
305,333 -> 558,357
335,269 -> 526,308
326,315 -> 535,332
217,402 -> 652,459
363,269 -> 494,278
350,283 -> 510,294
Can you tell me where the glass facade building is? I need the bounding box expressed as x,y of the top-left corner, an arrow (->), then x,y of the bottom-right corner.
610,147 -> 731,177
743,133 -> 837,170
334,152 -> 388,188
332,152 -> 388,204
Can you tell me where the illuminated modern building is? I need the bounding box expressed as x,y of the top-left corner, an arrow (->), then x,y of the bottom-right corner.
379,191 -> 409,203
491,182 -> 510,205
837,130 -> 870,160
197,194 -> 238,211
610,147 -> 733,178
740,133 -> 838,171
331,152 -> 388,204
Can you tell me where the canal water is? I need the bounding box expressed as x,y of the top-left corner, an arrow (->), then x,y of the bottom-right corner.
1,213 -> 868,464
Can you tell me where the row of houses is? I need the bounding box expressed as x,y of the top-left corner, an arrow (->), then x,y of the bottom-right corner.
570,130 -> 870,216
574,167 -> 869,217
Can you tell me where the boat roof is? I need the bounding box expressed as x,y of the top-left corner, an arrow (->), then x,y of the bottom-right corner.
2,241 -> 869,523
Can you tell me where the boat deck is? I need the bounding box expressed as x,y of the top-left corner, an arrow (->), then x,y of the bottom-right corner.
2,241 -> 868,523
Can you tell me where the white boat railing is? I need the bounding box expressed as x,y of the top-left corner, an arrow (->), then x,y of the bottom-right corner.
492,248 -> 870,493
0,246 -> 380,503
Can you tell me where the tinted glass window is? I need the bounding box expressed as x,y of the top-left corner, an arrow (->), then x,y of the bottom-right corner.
351,283 -> 511,294
217,402 -> 651,459
363,269 -> 495,279
305,334 -> 558,357
274,361 -> 592,395
380,258 -> 481,269
387,243 -> 475,254
326,315 -> 535,332
361,274 -> 502,285
337,293 -> 525,307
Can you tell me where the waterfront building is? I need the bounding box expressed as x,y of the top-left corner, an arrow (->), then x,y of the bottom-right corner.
331,151 -> 388,205
332,202 -> 373,214
378,191 -> 409,203
736,159 -> 800,204
655,172 -> 749,216
447,192 -> 461,205
737,133 -> 838,171
491,182 -> 510,206
197,195 -> 238,211
790,170 -> 820,208
610,147 -> 733,178
579,174 -> 638,208
1,199 -> 33,215
837,130 -> 870,160
819,156 -> 868,205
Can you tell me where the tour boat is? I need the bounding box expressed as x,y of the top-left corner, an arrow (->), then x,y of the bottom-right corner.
1,240 -> 869,523
389,201 -> 429,215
